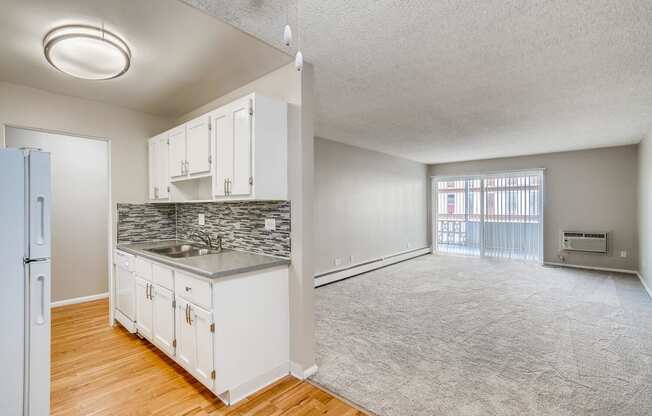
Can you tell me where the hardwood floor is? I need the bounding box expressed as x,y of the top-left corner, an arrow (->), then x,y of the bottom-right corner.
51,299 -> 366,416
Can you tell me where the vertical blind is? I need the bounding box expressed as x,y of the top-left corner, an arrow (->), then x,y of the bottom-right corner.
434,171 -> 543,262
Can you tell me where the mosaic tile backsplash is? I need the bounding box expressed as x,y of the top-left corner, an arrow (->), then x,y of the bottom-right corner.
116,201 -> 290,258
116,204 -> 176,243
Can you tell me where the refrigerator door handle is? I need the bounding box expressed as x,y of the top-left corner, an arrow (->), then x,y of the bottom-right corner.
35,274 -> 45,325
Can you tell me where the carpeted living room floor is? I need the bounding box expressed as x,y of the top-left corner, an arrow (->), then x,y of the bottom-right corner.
312,254 -> 652,416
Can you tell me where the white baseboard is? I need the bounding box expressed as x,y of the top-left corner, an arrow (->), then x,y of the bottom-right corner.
220,362 -> 290,406
51,292 -> 109,308
637,272 -> 652,299
543,262 -> 638,275
290,361 -> 319,380
314,247 -> 430,287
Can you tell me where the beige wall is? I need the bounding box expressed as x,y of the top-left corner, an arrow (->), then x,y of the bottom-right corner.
0,81 -> 172,302
314,137 -> 429,275
430,145 -> 639,271
174,62 -> 317,375
639,134 -> 652,288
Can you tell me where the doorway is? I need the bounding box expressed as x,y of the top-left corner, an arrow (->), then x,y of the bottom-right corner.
433,170 -> 544,262
5,126 -> 110,304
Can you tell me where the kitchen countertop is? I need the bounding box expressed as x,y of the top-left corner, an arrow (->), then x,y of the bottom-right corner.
117,240 -> 290,279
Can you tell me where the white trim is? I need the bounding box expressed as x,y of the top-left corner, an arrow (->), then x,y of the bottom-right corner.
219,362 -> 290,405
544,262 -> 638,275
290,361 -> 319,380
637,272 -> 652,299
51,292 -> 109,308
314,247 -> 430,287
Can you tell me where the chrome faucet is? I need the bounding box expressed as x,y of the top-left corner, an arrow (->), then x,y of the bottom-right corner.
189,229 -> 222,251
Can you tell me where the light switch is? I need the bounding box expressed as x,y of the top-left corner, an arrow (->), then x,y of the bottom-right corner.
198,214 -> 205,226
264,218 -> 276,231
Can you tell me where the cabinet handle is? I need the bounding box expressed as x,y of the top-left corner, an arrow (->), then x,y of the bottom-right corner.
185,160 -> 189,174
188,304 -> 193,325
185,304 -> 189,324
223,179 -> 227,195
145,283 -> 149,300
185,286 -> 192,292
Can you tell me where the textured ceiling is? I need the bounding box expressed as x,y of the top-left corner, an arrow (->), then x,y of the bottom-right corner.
182,0 -> 652,163
0,0 -> 291,118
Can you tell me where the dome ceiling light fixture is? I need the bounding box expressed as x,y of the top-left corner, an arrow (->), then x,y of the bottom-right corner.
43,24 -> 131,80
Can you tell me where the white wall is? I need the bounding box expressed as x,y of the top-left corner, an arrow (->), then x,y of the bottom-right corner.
639,134 -> 652,289
314,138 -> 429,275
0,82 -> 171,205
6,127 -> 109,302
430,145 -> 639,271
0,81 -> 171,302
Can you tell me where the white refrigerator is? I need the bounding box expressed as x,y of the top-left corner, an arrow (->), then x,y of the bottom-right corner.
0,148 -> 51,416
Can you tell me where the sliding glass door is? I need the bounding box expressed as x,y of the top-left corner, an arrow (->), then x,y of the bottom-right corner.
434,171 -> 543,262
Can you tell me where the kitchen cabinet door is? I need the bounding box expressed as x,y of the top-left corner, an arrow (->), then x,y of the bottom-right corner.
175,297 -> 195,371
191,304 -> 214,390
135,277 -> 153,341
153,285 -> 175,357
213,108 -> 231,197
148,139 -> 158,200
186,116 -> 211,175
156,137 -> 169,199
168,126 -> 186,178
229,97 -> 252,196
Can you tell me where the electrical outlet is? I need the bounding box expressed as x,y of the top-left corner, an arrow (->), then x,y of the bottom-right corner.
334,258 -> 342,267
620,250 -> 628,258
264,218 -> 276,231
198,214 -> 205,226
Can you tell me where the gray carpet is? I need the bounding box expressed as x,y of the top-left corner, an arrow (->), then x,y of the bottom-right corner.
313,254 -> 652,416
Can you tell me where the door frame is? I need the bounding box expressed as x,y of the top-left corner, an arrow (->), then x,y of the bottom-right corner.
1,123 -> 113,322
430,168 -> 545,264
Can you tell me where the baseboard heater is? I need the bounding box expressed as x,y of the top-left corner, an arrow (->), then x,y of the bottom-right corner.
314,247 -> 430,287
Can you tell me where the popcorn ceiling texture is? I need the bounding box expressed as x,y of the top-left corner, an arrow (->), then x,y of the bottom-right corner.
182,0 -> 652,164
116,201 -> 290,258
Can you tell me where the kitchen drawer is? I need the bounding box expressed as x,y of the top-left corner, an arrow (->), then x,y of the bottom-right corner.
175,272 -> 211,310
114,250 -> 134,271
152,263 -> 174,291
135,257 -> 152,281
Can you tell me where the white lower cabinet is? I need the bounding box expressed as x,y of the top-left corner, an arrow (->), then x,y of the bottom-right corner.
152,285 -> 176,356
175,296 -> 215,390
135,277 -> 154,341
119,252 -> 289,406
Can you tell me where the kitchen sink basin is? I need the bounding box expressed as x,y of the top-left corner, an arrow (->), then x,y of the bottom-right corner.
145,244 -> 223,258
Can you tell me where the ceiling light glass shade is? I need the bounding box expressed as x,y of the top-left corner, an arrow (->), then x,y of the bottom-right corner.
43,25 -> 131,80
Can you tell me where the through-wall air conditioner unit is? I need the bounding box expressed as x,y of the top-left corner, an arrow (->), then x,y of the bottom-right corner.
561,231 -> 608,253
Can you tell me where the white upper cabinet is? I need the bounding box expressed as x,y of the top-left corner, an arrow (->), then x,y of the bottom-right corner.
149,92 -> 287,202
148,134 -> 169,201
212,93 -> 287,201
168,126 -> 187,179
186,115 -> 212,176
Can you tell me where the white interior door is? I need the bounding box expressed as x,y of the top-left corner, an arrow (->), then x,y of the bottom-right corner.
230,98 -> 252,196
153,285 -> 175,356
135,278 -> 153,340
186,116 -> 211,175
168,127 -> 186,178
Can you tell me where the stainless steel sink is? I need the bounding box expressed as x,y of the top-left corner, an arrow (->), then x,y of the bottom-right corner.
145,244 -> 222,258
